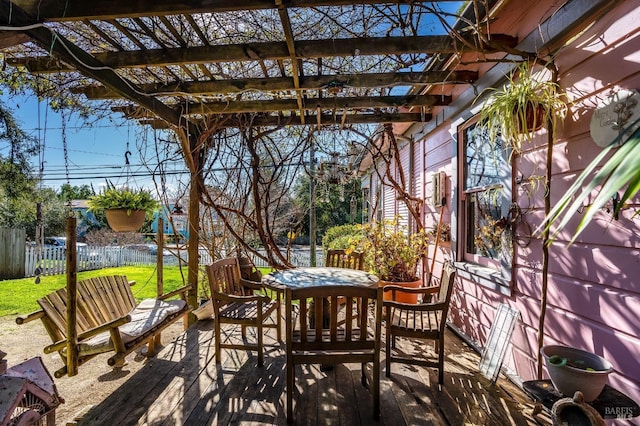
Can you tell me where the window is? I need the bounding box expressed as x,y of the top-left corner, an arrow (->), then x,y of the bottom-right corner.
460,119 -> 512,270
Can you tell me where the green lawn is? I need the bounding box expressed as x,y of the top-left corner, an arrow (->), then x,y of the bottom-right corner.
0,265 -> 277,317
0,266 -> 198,317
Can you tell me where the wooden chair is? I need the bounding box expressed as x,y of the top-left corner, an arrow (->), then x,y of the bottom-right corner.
324,249 -> 365,270
285,284 -> 383,423
325,249 -> 365,320
383,262 -> 456,385
206,258 -> 281,367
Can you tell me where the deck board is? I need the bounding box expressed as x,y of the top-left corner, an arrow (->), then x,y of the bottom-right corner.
76,319 -> 549,425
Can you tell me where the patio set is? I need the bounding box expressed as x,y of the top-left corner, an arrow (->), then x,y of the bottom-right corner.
204,252 -> 457,423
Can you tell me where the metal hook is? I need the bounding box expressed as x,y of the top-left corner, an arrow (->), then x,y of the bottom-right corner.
611,192 -> 620,220
124,150 -> 132,165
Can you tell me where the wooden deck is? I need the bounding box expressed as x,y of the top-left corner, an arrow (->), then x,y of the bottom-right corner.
75,319 -> 550,425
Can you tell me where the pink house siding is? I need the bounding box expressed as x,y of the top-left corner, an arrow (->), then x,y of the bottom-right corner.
366,0 -> 640,416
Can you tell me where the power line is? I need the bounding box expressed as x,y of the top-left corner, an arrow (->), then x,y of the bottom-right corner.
44,146 -> 124,157
38,160 -> 309,182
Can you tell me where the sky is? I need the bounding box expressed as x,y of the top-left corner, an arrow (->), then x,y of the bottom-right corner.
1,91 -> 187,193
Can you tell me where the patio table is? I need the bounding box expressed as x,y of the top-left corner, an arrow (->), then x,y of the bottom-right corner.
263,266 -> 380,291
263,267 -> 380,328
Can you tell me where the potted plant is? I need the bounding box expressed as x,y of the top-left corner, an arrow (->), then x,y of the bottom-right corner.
353,217 -> 430,303
477,61 -> 567,154
541,345 -> 613,402
88,186 -> 159,232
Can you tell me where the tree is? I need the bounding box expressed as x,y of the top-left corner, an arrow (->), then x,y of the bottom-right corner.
294,174 -> 363,242
59,183 -> 95,201
0,100 -> 38,199
0,186 -> 67,239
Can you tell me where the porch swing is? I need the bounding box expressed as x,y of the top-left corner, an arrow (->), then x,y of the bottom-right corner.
17,115 -> 192,378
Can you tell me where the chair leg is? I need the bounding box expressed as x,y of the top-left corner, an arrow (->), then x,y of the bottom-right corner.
373,360 -> 380,420
438,336 -> 445,385
214,320 -> 222,364
257,323 -> 264,367
276,305 -> 282,343
361,362 -> 366,386
287,360 -> 294,423
385,324 -> 391,378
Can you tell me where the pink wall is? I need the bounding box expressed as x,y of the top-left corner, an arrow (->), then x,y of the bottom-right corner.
369,0 -> 640,416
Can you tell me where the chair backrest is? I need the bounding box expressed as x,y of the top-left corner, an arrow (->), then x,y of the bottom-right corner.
37,275 -> 136,337
435,262 -> 456,306
325,249 -> 365,271
206,258 -> 246,297
285,285 -> 382,356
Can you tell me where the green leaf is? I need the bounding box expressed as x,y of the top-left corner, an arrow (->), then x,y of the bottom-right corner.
541,122 -> 640,244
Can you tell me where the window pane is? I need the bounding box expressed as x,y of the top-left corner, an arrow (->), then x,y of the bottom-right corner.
463,122 -> 507,261
466,188 -> 504,259
464,125 -> 505,190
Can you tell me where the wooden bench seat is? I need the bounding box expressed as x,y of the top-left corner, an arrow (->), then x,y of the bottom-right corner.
16,275 -> 191,378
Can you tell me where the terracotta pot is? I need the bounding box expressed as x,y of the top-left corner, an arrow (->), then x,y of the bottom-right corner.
516,103 -> 547,133
105,209 -> 146,232
379,279 -> 422,304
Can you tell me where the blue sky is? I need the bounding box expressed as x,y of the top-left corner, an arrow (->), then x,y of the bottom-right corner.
2,92 -> 178,191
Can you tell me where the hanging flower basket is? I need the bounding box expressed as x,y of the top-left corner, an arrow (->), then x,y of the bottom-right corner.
105,209 -> 146,232
88,186 -> 159,233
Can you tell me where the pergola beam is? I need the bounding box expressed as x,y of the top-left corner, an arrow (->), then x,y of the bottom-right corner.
114,94 -> 448,115
70,70 -> 478,99
184,94 -> 451,114
8,35 -> 516,72
10,0 -> 465,22
136,112 -> 430,128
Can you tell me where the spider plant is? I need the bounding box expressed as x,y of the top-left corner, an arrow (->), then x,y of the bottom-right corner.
477,61 -> 568,154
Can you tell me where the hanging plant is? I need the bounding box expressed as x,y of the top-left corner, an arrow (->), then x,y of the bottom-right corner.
476,61 -> 568,154
88,185 -> 159,232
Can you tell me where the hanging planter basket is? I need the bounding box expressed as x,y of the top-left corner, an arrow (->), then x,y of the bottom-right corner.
105,209 -> 146,232
515,102 -> 547,134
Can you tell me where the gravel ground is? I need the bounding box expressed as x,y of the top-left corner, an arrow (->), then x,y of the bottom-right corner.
1,315 -> 185,425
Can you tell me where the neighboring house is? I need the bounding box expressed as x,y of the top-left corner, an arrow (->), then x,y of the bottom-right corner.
150,203 -> 223,240
151,204 -> 189,240
69,199 -> 99,238
361,0 -> 640,406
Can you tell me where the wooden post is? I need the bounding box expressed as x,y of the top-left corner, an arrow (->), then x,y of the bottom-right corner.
187,170 -> 201,325
157,216 -> 164,297
66,216 -> 78,376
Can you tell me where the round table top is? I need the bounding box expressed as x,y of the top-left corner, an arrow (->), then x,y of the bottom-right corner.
263,267 -> 380,290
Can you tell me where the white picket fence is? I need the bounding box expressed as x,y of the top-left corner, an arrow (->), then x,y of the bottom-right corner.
23,245 -> 319,277
252,249 -> 323,268
24,245 -> 214,278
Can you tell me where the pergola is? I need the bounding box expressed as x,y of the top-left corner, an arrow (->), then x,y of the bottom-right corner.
0,0 -> 524,313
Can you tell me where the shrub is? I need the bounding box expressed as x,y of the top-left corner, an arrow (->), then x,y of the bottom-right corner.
322,224 -> 363,250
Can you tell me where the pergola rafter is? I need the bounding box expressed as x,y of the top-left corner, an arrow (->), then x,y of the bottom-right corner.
1,1 -> 517,127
